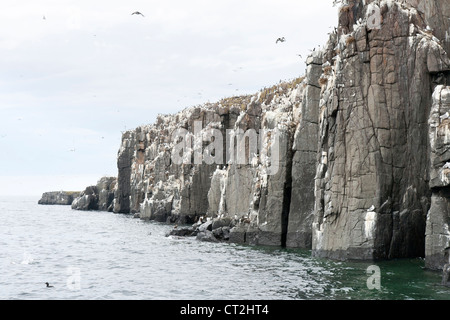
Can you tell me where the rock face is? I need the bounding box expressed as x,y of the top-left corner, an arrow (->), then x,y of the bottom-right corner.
313,0 -> 450,261
97,177 -> 117,211
114,79 -> 306,247
103,0 -> 450,269
71,177 -> 116,211
426,86 -> 450,269
38,191 -> 80,205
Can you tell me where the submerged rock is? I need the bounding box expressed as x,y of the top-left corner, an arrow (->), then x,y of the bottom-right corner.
167,226 -> 197,237
165,217 -> 234,243
442,264 -> 450,287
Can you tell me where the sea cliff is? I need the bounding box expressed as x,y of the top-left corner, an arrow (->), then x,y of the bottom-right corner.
71,0 -> 450,270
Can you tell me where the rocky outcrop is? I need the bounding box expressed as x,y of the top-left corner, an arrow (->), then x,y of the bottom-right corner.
71,186 -> 99,211
426,86 -> 450,269
96,177 -> 117,211
38,191 -> 80,205
167,218 -> 233,243
71,177 -> 116,211
443,263 -> 450,286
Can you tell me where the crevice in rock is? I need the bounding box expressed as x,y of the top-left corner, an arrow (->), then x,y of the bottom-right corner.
281,132 -> 295,248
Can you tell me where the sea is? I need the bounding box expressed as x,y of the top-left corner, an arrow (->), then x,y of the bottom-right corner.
1,196 -> 450,301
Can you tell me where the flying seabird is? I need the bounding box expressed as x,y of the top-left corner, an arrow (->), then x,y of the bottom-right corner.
131,11 -> 145,17
276,37 -> 286,44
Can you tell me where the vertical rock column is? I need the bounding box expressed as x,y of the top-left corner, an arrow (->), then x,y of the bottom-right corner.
426,86 -> 450,270
286,51 -> 323,248
114,131 -> 134,213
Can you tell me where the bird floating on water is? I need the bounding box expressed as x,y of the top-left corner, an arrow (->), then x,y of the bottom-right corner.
45,282 -> 54,288
131,11 -> 145,17
276,37 -> 286,44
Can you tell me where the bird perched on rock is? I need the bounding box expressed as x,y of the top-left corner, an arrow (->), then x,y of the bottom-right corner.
276,37 -> 286,44
131,11 -> 145,17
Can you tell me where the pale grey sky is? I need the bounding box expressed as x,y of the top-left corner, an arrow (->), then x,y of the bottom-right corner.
0,0 -> 337,196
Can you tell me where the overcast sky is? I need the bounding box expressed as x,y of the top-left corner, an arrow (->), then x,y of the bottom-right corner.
0,0 -> 337,197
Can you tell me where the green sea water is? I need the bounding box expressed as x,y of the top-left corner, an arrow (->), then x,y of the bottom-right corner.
1,196 -> 449,300
258,246 -> 450,300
